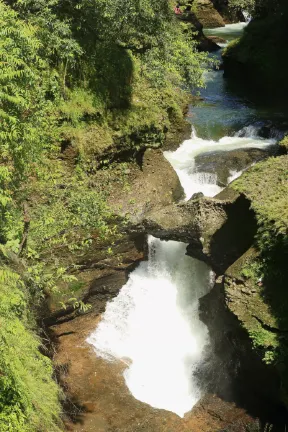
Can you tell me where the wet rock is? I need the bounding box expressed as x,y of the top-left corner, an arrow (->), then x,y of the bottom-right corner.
199,275 -> 286,427
194,147 -> 270,186
177,13 -> 221,52
190,192 -> 204,200
132,188 -> 257,273
53,306 -> 261,431
207,35 -> 226,44
44,234 -> 146,326
198,35 -> 221,52
211,0 -> 245,23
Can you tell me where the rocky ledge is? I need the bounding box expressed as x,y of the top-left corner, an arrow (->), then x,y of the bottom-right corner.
193,0 -> 226,28
132,187 -> 257,274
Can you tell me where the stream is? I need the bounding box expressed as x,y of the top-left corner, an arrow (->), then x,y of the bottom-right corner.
87,23 -> 281,419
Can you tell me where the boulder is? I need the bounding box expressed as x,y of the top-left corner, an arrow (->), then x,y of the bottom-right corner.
211,0 -> 245,23
194,0 -> 225,28
132,187 -> 257,273
206,35 -> 226,44
197,35 -> 221,52
190,192 -> 204,200
107,148 -> 184,224
194,147 -> 270,186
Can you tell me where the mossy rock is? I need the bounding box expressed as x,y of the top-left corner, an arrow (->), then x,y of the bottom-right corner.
193,0 -> 225,28
279,136 -> 288,154
231,155 -> 288,235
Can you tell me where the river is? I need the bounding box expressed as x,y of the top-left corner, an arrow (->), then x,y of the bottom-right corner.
87,23 -> 280,419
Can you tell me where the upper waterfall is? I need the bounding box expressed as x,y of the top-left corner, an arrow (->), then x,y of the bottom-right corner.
164,127 -> 275,200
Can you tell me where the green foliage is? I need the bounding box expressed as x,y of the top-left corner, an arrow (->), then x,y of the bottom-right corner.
228,0 -> 256,13
0,1 -> 61,245
0,1 -> 56,176
58,88 -> 104,126
0,0 -> 210,427
232,156 -> 288,240
28,160 -> 113,255
241,259 -> 262,282
224,0 -> 288,93
0,267 -> 61,432
228,0 -> 285,17
279,135 -> 288,154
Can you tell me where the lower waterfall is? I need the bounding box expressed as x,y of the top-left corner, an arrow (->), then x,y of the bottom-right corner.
87,236 -> 213,417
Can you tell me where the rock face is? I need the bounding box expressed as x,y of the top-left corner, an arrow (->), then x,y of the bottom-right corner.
222,14 -> 288,97
199,155 -> 288,427
132,187 -> 257,273
199,276 -> 288,428
107,148 -> 184,224
195,147 -> 270,186
44,233 -> 146,326
211,0 -> 245,23
194,0 -> 225,28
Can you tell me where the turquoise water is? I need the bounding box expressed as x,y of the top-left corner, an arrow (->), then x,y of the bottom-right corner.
189,24 -> 288,141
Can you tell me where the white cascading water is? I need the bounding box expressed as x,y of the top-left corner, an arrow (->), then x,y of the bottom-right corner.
164,127 -> 275,200
204,22 -> 247,44
242,11 -> 252,22
87,127 -> 275,416
87,236 -> 213,417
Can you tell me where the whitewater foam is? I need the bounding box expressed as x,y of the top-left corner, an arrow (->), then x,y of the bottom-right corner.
87,237 -> 213,417
87,109 -> 276,418
164,128 -> 275,200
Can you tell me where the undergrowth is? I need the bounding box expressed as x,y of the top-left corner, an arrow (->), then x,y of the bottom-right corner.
0,268 -> 61,432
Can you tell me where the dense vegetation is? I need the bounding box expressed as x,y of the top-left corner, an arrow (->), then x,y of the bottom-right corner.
0,0 -> 210,429
223,0 -> 288,95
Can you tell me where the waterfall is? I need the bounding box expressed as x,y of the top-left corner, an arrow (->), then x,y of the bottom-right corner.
87,237 -> 213,417
87,125 -> 275,417
164,127 -> 275,200
242,10 -> 252,22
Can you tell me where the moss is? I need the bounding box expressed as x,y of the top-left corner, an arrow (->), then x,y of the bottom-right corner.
223,13 -> 288,94
279,136 -> 288,154
232,156 -> 288,237
224,155 -> 288,399
59,71 -> 189,169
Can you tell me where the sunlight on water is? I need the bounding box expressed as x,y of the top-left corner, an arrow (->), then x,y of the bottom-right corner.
204,22 -> 247,41
164,128 -> 275,200
87,237 -> 213,417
